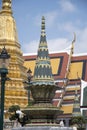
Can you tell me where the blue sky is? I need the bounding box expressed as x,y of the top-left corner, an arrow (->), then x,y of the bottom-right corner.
0,0 -> 87,54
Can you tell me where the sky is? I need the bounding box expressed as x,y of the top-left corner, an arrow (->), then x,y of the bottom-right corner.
0,0 -> 87,55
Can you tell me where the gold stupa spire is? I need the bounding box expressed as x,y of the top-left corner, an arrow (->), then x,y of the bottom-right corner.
0,0 -> 12,14
2,0 -> 11,9
0,0 -> 28,112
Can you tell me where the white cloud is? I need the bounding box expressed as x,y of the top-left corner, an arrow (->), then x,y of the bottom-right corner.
23,26 -> 87,55
63,22 -> 76,32
47,38 -> 70,53
34,11 -> 58,28
59,0 -> 76,12
23,38 -> 71,54
58,22 -> 77,33
22,18 -> 87,55
58,22 -> 87,53
22,40 -> 39,54
75,27 -> 87,53
45,11 -> 58,27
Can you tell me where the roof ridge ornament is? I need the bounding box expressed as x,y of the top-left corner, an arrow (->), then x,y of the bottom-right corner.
71,32 -> 76,55
64,32 -> 76,81
72,32 -> 76,44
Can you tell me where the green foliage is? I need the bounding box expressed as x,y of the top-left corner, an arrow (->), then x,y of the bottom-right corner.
70,116 -> 86,128
8,105 -> 20,112
28,100 -> 34,106
9,113 -> 17,121
8,105 -> 20,121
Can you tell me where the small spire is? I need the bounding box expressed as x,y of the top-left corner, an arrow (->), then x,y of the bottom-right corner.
40,16 -> 46,43
2,0 -> 12,10
33,16 -> 54,85
41,16 -> 45,36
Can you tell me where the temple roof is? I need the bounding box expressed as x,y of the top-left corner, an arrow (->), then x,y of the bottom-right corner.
23,52 -> 87,82
23,52 -> 87,115
32,16 -> 55,85
23,16 -> 87,118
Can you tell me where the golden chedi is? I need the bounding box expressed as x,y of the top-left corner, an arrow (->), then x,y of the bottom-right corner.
0,0 -> 28,118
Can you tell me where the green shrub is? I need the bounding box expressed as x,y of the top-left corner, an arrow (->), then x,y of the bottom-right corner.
70,116 -> 86,129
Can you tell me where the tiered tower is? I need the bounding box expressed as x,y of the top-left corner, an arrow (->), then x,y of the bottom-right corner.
0,0 -> 28,116
23,16 -> 63,124
23,33 -> 82,125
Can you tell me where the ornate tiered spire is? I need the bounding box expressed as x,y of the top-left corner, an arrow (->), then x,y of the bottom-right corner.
32,16 -> 54,85
0,0 -> 12,14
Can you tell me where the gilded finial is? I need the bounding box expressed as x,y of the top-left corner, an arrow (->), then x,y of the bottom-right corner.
2,0 -> 11,10
72,32 -> 76,44
71,32 -> 76,54
40,16 -> 46,43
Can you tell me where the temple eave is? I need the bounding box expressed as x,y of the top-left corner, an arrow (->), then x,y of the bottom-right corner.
32,82 -> 55,86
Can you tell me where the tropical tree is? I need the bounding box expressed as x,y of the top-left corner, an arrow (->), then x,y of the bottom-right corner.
70,116 -> 86,130
8,105 -> 20,120
9,105 -> 20,112
8,105 -> 28,126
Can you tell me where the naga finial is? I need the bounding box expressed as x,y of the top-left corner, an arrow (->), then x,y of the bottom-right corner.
71,32 -> 76,54
72,32 -> 76,44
